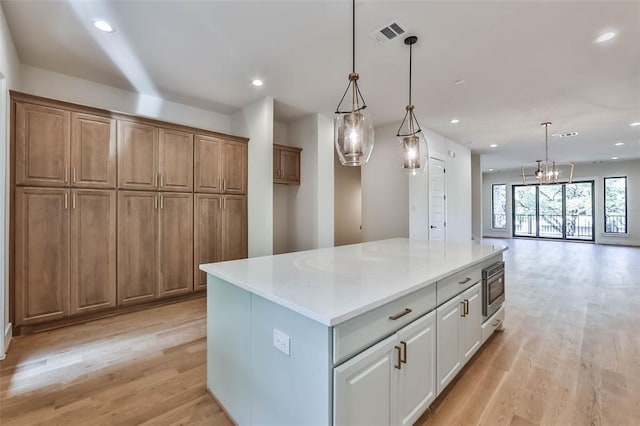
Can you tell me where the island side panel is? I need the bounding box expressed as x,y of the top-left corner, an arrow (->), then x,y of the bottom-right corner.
207,275 -> 252,425
250,293 -> 333,426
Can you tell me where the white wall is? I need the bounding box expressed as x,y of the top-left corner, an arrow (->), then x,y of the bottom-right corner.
471,154 -> 482,241
288,114 -> 334,251
482,159 -> 640,246
20,65 -> 231,133
0,3 -> 21,358
273,121 -> 290,254
334,150 -> 362,246
231,97 -> 274,257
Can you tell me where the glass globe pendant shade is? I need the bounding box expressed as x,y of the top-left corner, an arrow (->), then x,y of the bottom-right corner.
397,131 -> 428,175
335,109 -> 374,166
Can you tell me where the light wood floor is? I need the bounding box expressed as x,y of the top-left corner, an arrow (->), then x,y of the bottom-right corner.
1,238 -> 638,425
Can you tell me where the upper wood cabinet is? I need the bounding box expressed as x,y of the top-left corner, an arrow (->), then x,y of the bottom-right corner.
15,187 -> 70,325
273,144 -> 301,185
158,128 -> 193,192
71,113 -> 116,189
70,189 -> 116,314
195,135 -> 247,194
118,120 -> 159,190
158,192 -> 193,297
15,103 -> 70,187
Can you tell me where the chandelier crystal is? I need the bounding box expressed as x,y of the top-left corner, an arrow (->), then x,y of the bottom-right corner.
521,122 -> 574,184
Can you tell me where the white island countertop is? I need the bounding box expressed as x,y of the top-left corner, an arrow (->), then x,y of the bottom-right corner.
200,238 -> 507,326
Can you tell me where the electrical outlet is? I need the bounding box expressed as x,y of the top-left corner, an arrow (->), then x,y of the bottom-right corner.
273,329 -> 290,356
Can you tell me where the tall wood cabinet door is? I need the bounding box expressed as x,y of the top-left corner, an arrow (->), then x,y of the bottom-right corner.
194,194 -> 223,291
222,195 -> 247,261
117,120 -> 159,190
333,334 -> 399,426
15,103 -> 70,187
436,295 -> 463,395
158,193 -> 194,297
194,135 -> 222,193
460,283 -> 482,364
398,311 -> 437,426
118,191 -> 158,305
15,187 -> 70,325
70,113 -> 116,189
280,150 -> 300,183
70,189 -> 116,314
221,141 -> 247,194
159,128 -> 194,192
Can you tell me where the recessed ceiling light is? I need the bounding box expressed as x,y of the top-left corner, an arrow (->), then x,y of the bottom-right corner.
453,79 -> 465,86
611,156 -> 619,160
488,168 -> 494,172
615,142 -> 624,146
93,20 -> 114,33
252,79 -> 264,87
630,122 -> 640,127
450,119 -> 460,124
490,144 -> 497,148
594,31 -> 617,43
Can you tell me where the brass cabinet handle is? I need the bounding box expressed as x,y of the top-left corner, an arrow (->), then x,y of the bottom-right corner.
389,308 -> 412,321
160,195 -> 164,209
223,197 -> 226,210
400,341 -> 407,364
64,192 -> 68,210
223,179 -> 226,192
72,167 -> 76,183
460,301 -> 466,317
72,192 -> 76,209
218,197 -> 222,210
154,195 -> 158,209
465,300 -> 469,316
459,277 -> 472,285
394,346 -> 402,370
160,174 -> 164,187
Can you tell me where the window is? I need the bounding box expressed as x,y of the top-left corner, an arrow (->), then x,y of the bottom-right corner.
604,177 -> 627,233
492,184 -> 507,229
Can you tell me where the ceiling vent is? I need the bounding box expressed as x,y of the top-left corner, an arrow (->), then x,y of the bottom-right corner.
370,20 -> 407,45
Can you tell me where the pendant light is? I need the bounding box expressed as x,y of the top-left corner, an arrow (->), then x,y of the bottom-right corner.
521,122 -> 574,184
334,0 -> 374,167
397,36 -> 428,175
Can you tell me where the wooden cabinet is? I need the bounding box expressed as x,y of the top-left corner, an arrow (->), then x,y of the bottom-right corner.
195,135 -> 247,194
334,311 -> 436,426
273,144 -> 301,185
117,191 -> 158,305
194,194 -> 247,290
15,103 -> 70,187
70,189 -> 116,314
71,113 -> 116,189
117,120 -> 159,190
158,192 -> 193,297
15,187 -> 70,325
159,128 -> 193,192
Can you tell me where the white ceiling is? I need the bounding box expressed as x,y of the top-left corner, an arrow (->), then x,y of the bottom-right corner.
2,0 -> 639,171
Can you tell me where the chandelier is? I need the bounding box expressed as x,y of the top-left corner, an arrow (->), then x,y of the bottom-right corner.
521,122 -> 574,184
397,36 -> 428,175
334,0 -> 374,167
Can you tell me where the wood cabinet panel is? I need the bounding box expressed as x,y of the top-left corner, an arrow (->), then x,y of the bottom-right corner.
221,142 -> 247,194
15,187 -> 69,324
71,113 -> 116,189
273,144 -> 301,185
159,128 -> 193,192
194,194 -> 223,291
117,120 -> 159,190
15,103 -> 70,187
158,192 -> 193,296
222,195 -> 248,260
117,191 -> 158,305
70,189 -> 116,314
194,135 -> 222,193
273,146 -> 281,180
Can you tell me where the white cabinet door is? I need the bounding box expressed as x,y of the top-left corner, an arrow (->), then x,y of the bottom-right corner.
334,334 -> 399,426
436,295 -> 463,395
460,283 -> 482,364
397,311 -> 436,426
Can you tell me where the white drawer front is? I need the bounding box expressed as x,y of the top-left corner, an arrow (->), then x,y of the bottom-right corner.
436,266 -> 482,305
481,305 -> 505,344
333,284 -> 436,365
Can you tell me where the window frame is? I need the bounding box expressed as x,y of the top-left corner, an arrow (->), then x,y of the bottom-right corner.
604,176 -> 628,234
491,183 -> 507,229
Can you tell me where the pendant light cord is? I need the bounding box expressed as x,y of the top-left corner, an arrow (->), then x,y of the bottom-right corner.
409,42 -> 412,106
352,0 -> 355,73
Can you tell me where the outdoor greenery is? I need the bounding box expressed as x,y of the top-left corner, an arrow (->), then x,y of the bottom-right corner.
492,184 -> 506,228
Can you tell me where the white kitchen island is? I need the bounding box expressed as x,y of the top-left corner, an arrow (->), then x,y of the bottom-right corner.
200,238 -> 507,426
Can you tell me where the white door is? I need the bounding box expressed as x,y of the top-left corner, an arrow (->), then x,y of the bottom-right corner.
460,283 -> 482,364
429,158 -> 446,240
436,295 -> 462,395
397,311 -> 437,426
334,334 -> 399,426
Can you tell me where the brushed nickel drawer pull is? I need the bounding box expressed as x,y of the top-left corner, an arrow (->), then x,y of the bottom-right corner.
459,277 -> 472,285
389,308 -> 412,321
394,346 -> 402,370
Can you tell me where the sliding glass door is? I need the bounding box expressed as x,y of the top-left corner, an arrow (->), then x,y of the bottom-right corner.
512,181 -> 594,241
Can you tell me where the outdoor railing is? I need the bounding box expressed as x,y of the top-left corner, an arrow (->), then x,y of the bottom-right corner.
605,215 -> 626,233
514,214 -> 593,239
